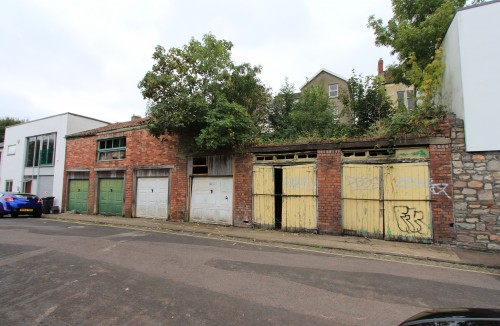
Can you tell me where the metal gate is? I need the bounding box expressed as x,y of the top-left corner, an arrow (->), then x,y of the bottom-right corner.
253,163 -> 317,231
98,179 -> 124,216
68,180 -> 89,213
342,162 -> 432,243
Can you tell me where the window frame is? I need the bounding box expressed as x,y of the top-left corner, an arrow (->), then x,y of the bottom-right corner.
328,84 -> 339,98
25,133 -> 57,167
192,157 -> 208,175
5,180 -> 13,192
97,137 -> 126,161
397,91 -> 406,108
406,90 -> 415,110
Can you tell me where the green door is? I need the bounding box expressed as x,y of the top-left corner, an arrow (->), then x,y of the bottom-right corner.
98,179 -> 124,216
68,180 -> 89,213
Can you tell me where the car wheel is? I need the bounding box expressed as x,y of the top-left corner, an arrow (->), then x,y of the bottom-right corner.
33,212 -> 42,218
11,212 -> 18,218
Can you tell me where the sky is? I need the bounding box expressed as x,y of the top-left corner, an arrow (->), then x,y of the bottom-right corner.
0,0 -> 395,123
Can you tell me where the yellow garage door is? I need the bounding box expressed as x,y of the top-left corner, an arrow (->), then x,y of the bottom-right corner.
342,164 -> 383,238
384,163 -> 432,242
252,165 -> 275,228
342,162 -> 432,243
282,164 -> 317,232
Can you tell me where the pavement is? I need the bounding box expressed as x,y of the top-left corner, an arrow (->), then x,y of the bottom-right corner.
44,212 -> 500,270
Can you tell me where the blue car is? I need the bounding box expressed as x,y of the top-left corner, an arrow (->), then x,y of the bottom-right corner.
0,192 -> 43,218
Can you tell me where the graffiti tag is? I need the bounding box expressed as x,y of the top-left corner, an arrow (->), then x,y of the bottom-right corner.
392,176 -> 428,189
394,206 -> 426,234
430,181 -> 451,198
285,176 -> 314,192
345,176 -> 378,191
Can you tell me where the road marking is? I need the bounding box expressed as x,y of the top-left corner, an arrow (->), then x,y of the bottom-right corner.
45,218 -> 500,276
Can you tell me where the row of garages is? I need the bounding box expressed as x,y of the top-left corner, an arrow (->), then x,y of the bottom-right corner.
64,142 -> 450,244
63,120 -> 454,244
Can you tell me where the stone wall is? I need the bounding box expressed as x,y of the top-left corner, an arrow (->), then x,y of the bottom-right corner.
451,116 -> 500,251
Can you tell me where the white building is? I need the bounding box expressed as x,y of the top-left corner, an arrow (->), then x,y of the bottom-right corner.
441,0 -> 500,151
1,113 -> 108,207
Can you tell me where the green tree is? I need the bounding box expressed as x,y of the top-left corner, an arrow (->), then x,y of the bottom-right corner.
368,0 -> 480,85
267,78 -> 296,139
138,33 -> 269,153
0,117 -> 26,142
340,73 -> 392,136
289,85 -> 336,139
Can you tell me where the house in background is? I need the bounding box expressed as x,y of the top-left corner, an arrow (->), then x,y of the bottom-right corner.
301,69 -> 349,123
0,113 -> 108,209
377,58 -> 416,110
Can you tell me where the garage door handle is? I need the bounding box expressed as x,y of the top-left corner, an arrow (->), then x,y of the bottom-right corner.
151,189 -> 154,193
225,196 -> 228,200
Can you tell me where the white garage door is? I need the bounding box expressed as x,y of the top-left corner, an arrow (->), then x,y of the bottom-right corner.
190,177 -> 233,225
136,177 -> 169,219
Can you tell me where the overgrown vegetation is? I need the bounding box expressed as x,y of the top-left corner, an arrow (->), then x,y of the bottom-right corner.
366,0 -> 483,139
138,33 -> 269,153
140,1 -> 480,151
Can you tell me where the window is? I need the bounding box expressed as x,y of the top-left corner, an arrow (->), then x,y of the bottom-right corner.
7,145 -> 16,155
329,84 -> 339,98
397,91 -> 405,107
406,90 -> 415,110
192,157 -> 208,174
97,137 -> 126,161
26,133 -> 56,167
5,180 -> 13,192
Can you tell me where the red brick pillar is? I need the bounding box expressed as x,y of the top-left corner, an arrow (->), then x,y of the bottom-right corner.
169,154 -> 187,221
88,169 -> 97,215
317,149 -> 342,234
124,168 -> 133,217
429,144 -> 454,243
233,153 -> 253,227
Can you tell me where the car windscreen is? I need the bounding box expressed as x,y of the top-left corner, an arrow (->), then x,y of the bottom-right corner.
14,194 -> 38,200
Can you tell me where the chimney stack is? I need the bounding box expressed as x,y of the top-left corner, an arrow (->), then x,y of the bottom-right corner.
378,58 -> 384,76
131,114 -> 141,121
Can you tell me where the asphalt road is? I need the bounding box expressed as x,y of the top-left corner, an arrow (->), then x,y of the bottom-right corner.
0,218 -> 499,326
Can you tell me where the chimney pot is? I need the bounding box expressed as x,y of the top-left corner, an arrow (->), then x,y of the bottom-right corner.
378,58 -> 384,76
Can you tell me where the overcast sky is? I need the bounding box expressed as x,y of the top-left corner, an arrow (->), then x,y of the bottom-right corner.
1,0 -> 395,123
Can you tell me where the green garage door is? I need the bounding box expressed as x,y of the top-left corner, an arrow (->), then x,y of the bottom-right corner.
68,180 -> 89,213
99,179 -> 124,216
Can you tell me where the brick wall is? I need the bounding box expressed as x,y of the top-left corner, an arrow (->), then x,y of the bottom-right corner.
233,153 -> 253,227
317,150 -> 342,234
169,154 -> 187,221
429,144 -> 454,243
450,116 -> 500,251
63,128 -> 186,219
